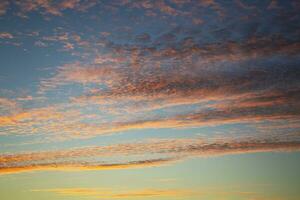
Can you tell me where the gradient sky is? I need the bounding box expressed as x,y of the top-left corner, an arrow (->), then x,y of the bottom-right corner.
1,0 -> 300,199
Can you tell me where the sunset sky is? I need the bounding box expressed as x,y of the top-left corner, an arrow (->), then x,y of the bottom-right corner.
0,0 -> 300,199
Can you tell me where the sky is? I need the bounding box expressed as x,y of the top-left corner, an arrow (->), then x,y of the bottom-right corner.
0,0 -> 300,199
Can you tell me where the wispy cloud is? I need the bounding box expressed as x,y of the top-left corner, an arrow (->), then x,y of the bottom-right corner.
0,32 -> 13,39
0,1 -> 300,183
0,158 -> 176,175
1,32 -> 299,141
31,187 -> 196,198
30,186 -> 278,199
29,33 -> 299,139
30,186 -> 274,199
1,139 -> 299,174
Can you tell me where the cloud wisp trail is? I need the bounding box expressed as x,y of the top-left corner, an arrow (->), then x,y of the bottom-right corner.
1,138 -> 300,175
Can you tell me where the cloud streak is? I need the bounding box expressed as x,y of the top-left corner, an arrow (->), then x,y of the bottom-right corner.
31,187 -> 195,198
1,139 -> 300,174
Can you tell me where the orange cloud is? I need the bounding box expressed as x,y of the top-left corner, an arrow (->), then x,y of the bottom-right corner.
32,187 -> 195,198
0,106 -> 63,126
0,158 -> 175,175
1,139 -> 299,175
1,86 -> 299,140
31,186 -> 279,200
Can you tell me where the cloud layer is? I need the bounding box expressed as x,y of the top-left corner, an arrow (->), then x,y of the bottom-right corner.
1,0 -> 300,177
1,138 -> 300,174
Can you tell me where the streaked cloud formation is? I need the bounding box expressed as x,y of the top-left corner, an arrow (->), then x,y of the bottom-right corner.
0,0 -> 300,177
1,2 -> 300,200
1,138 -> 300,174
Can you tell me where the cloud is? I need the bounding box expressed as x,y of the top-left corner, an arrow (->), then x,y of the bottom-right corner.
10,0 -> 188,17
119,0 -> 185,16
0,1 -> 9,16
1,1 -> 300,170
110,188 -> 195,198
0,106 -> 62,127
31,186 -> 279,199
1,0 -> 223,19
0,97 -> 19,115
0,104 -> 87,137
0,32 -> 298,140
104,103 -> 300,132
198,0 -> 225,17
13,0 -> 90,17
0,158 -> 175,175
31,187 -> 195,198
1,139 -> 299,175
41,35 -> 300,100
0,32 -> 13,39
39,62 -> 122,90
